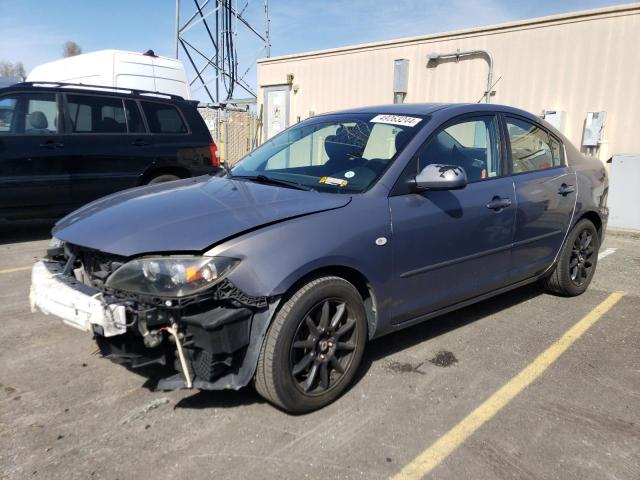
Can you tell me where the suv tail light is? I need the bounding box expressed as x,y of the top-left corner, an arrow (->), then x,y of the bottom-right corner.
209,142 -> 219,168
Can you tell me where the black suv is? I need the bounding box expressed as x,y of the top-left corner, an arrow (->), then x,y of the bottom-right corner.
0,82 -> 220,220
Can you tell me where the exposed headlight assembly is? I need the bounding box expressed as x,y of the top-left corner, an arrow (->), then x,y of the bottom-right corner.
49,237 -> 64,248
105,256 -> 239,298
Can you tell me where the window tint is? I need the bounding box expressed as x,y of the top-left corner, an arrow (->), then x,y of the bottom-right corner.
418,116 -> 500,181
141,102 -> 187,134
66,95 -> 127,133
0,93 -> 58,135
506,118 -> 560,173
125,100 -> 146,133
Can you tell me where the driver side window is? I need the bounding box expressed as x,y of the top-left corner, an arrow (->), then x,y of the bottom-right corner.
418,116 -> 501,182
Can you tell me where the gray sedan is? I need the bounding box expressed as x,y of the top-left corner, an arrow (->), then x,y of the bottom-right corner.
31,103 -> 608,412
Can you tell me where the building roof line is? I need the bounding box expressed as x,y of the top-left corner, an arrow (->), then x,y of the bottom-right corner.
257,3 -> 640,64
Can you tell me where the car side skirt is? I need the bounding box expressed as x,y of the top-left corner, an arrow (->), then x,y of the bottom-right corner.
386,274 -> 544,335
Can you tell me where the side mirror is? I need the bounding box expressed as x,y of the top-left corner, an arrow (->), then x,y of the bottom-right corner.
412,164 -> 468,191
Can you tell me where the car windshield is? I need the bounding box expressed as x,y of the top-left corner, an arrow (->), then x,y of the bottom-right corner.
231,113 -> 427,193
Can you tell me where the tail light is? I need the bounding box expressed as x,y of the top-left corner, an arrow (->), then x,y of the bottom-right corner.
209,142 -> 219,167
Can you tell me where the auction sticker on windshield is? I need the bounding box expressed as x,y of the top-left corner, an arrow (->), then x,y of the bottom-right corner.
371,114 -> 422,127
319,176 -> 348,187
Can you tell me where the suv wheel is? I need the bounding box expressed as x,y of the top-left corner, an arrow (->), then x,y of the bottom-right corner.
148,174 -> 180,184
254,276 -> 367,413
542,218 -> 600,296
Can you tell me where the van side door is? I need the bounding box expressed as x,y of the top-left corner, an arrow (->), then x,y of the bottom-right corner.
0,91 -> 71,219
503,116 -> 577,281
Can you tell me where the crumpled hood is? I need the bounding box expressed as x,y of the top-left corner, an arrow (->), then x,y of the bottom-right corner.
53,176 -> 351,257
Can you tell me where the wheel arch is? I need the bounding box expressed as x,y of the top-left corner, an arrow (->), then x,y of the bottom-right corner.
139,165 -> 192,185
576,210 -> 603,242
275,265 -> 378,340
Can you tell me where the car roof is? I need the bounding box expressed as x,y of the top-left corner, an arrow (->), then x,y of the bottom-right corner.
0,82 -> 195,105
320,102 -> 541,122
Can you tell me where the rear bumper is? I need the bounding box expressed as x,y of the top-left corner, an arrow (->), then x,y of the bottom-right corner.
29,261 -> 126,337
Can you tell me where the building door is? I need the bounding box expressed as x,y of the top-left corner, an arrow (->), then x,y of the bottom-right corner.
263,85 -> 290,140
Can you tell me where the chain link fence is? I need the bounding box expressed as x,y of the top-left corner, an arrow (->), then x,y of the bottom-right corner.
198,107 -> 261,166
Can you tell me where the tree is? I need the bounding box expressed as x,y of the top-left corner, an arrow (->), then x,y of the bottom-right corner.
0,61 -> 26,80
63,41 -> 82,58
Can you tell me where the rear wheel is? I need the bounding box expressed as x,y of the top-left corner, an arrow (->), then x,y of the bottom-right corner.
148,174 -> 180,184
254,276 -> 367,413
542,218 -> 599,296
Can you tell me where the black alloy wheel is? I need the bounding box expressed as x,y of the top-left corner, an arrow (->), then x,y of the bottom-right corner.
569,229 -> 595,286
289,298 -> 358,395
542,218 -> 600,296
254,276 -> 367,413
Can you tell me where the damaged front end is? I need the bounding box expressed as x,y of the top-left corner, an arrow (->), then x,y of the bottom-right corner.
30,240 -> 279,391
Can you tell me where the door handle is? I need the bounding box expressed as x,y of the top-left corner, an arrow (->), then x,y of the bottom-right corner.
131,139 -> 149,146
39,140 -> 64,149
558,184 -> 575,196
486,196 -> 512,211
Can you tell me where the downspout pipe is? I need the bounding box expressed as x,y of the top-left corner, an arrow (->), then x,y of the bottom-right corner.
426,49 -> 494,103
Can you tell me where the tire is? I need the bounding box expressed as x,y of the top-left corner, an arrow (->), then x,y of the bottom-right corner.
254,276 -> 367,413
542,218 -> 600,296
147,174 -> 180,185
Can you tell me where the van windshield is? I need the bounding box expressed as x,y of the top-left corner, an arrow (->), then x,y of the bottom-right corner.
231,113 -> 426,193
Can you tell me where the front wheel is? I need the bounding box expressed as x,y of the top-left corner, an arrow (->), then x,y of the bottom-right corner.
542,218 -> 600,296
254,276 -> 367,413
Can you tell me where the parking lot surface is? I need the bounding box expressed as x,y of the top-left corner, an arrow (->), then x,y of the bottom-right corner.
1,222 -> 638,480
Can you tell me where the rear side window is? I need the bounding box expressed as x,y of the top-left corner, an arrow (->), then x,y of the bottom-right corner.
505,117 -> 561,173
141,101 -> 187,134
549,135 -> 563,166
66,95 -> 127,134
0,93 -> 59,135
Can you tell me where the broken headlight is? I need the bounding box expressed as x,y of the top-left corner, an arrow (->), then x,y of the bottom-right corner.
49,237 -> 64,248
105,256 -> 239,298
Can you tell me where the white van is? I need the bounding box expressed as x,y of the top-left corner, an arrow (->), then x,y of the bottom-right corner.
27,49 -> 192,99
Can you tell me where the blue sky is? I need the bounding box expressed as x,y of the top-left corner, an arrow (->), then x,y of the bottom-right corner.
0,0 -> 632,100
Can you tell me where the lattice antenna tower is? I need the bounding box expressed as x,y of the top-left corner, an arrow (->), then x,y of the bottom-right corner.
175,0 -> 271,104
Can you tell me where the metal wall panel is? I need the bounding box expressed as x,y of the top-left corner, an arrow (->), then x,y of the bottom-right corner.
608,155 -> 640,231
257,4 -> 640,160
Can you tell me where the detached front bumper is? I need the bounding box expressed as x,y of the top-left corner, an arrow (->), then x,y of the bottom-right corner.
29,261 -> 126,337
29,259 -> 279,391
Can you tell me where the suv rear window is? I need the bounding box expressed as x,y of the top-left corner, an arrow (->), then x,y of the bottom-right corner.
66,95 -> 127,134
141,101 -> 187,134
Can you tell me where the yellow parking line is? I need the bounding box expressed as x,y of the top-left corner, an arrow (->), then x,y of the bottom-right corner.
0,266 -> 31,275
391,291 -> 624,480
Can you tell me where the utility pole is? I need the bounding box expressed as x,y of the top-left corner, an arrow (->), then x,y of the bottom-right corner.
265,0 -> 271,58
175,0 -> 180,59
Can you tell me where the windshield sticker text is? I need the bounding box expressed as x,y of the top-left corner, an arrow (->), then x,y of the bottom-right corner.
371,114 -> 422,127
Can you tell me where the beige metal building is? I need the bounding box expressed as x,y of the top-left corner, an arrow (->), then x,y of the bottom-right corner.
256,3 -> 640,162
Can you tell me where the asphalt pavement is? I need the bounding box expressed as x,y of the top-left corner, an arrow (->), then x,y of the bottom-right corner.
1,222 -> 638,480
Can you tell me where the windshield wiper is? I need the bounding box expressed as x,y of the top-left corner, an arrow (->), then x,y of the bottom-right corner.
232,174 -> 315,191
